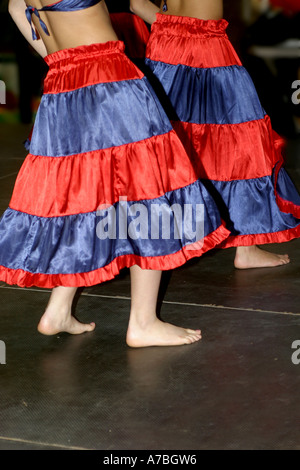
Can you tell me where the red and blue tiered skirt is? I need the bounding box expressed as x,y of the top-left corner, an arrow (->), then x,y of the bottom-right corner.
145,14 -> 300,248
0,41 -> 230,288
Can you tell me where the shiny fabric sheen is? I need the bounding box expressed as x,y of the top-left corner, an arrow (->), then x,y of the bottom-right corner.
144,60 -> 266,125
11,131 -> 197,217
43,42 -> 144,93
172,119 -> 281,181
145,14 -> 300,244
147,16 -> 241,69
0,181 -> 222,276
30,78 -> 172,157
210,172 -> 300,236
0,41 -> 230,288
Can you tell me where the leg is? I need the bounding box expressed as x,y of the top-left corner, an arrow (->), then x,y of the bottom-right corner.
37,286 -> 96,335
126,265 -> 202,348
234,245 -> 290,270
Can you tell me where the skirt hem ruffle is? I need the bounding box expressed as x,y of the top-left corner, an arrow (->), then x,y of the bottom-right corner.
0,224 -> 230,288
220,223 -> 300,249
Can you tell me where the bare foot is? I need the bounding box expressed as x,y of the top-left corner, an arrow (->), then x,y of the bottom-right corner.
234,245 -> 290,270
37,311 -> 96,336
37,286 -> 95,336
126,317 -> 202,348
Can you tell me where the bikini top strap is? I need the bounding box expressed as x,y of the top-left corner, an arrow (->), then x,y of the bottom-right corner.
25,6 -> 50,40
25,0 -> 102,41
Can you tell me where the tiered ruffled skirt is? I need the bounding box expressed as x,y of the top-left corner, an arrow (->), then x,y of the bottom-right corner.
0,41 -> 229,288
145,14 -> 300,248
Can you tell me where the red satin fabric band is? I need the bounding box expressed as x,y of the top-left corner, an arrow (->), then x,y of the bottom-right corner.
43,41 -> 144,94
10,131 -> 197,217
221,224 -> 300,249
171,117 -> 284,181
147,15 -> 241,69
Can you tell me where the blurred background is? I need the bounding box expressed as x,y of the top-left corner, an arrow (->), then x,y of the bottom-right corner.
0,0 -> 299,137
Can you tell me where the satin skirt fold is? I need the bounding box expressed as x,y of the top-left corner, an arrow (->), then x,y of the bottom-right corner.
0,41 -> 229,288
145,14 -> 300,248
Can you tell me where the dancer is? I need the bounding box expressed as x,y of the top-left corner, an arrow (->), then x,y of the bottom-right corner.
1,0 -> 229,346
130,0 -> 300,269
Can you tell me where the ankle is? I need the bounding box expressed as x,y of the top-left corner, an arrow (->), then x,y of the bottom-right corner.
236,245 -> 256,255
128,309 -> 158,330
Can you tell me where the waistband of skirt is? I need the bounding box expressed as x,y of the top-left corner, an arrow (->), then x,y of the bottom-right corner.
152,13 -> 229,37
44,41 -> 126,66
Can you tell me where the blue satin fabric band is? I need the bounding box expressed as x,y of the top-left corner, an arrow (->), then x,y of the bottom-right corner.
29,77 -> 173,157
144,60 -> 267,124
276,170 -> 300,207
210,170 -> 300,235
0,180 -> 219,275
